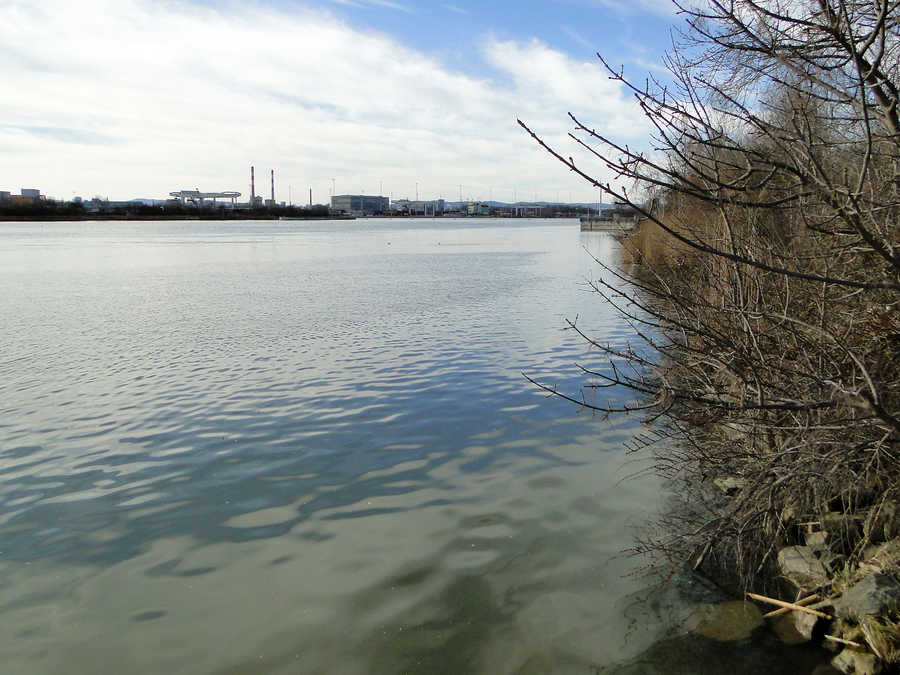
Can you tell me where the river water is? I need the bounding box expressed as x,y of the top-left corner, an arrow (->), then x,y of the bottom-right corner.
0,219 -> 828,674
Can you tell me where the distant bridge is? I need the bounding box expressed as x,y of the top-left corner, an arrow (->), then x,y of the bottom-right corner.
169,190 -> 241,206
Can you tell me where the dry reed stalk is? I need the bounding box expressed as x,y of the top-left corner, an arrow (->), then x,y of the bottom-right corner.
746,593 -> 832,619
762,594 -> 819,618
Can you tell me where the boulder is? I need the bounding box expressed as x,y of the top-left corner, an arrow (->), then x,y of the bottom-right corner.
691,601 -> 764,641
778,546 -> 830,591
772,609 -> 819,644
834,573 -> 900,620
859,539 -> 900,575
831,648 -> 882,675
792,609 -> 820,641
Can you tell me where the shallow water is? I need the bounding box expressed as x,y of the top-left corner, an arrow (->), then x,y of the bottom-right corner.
0,218 -> 828,673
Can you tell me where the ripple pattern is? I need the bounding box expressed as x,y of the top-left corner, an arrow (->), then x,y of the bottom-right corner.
0,220 -> 817,675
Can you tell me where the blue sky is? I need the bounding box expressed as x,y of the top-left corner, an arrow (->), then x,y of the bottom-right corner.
305,0 -> 673,72
234,0 -> 676,99
0,0 -> 678,202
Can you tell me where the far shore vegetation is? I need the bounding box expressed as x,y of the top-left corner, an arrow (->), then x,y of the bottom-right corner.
0,200 -> 333,221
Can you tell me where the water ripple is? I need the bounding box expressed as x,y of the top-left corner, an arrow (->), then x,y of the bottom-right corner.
0,220 -> 821,674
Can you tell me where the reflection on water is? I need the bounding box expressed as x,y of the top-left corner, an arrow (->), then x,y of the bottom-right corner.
0,219 -> 827,673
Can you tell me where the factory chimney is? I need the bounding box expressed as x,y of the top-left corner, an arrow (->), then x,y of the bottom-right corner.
271,169 -> 275,203
250,166 -> 256,203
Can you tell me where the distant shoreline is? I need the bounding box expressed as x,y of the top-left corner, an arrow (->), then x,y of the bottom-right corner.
0,214 -> 583,223
0,214 -> 354,222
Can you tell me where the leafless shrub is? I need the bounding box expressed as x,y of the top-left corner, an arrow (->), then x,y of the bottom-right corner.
521,0 -> 900,588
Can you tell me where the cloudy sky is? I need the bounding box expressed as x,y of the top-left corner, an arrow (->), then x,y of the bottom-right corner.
0,0 -> 677,203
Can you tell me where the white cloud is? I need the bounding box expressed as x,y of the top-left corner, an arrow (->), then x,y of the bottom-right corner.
0,0 -> 648,202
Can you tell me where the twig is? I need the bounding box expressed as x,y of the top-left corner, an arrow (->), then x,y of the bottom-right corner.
747,592 -> 832,619
824,634 -> 864,649
762,593 -> 820,618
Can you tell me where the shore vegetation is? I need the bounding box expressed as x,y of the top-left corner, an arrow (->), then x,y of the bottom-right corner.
522,0 -> 900,669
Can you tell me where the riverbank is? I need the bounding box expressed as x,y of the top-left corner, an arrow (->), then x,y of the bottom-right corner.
618,214 -> 900,674
515,0 -> 898,669
717,477 -> 900,673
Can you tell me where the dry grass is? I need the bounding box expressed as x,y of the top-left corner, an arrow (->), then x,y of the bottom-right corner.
620,203 -> 715,267
613,185 -> 900,593
861,617 -> 900,664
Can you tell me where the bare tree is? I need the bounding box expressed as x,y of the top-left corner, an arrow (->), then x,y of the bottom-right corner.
521,0 -> 900,587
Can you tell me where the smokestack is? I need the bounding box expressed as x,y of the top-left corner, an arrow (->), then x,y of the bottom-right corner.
271,170 -> 275,203
309,188 -> 312,207
251,166 -> 256,202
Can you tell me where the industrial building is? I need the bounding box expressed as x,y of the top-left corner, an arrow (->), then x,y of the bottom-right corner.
169,189 -> 241,207
392,199 -> 445,216
0,188 -> 44,205
331,194 -> 389,216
